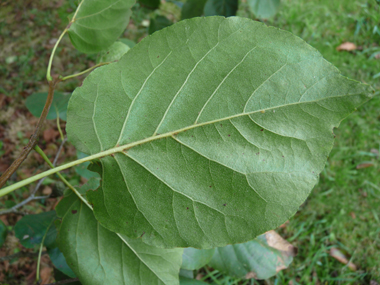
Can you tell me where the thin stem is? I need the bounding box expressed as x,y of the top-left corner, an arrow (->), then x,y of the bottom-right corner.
55,107 -> 64,141
0,78 -> 60,189
46,0 -> 83,82
34,146 -> 91,208
0,138 -> 67,215
60,61 -> 113,81
46,29 -> 68,82
36,221 -> 54,283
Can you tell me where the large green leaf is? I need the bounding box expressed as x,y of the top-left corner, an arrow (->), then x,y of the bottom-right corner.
68,0 -> 135,54
181,0 -> 208,19
56,190 -> 183,285
14,211 -> 57,248
248,0 -> 281,19
204,0 -> 238,17
66,16 -> 374,249
181,247 -> 215,270
208,230 -> 297,279
25,92 -> 71,121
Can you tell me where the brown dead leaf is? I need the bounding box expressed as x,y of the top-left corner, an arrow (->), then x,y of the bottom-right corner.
329,248 -> 357,271
350,212 -> 356,219
356,162 -> 374,169
43,129 -> 60,143
245,272 -> 258,279
265,230 -> 298,257
336,42 -> 357,51
40,266 -> 52,285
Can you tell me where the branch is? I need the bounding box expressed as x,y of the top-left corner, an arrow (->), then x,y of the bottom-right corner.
60,61 -> 113,81
0,78 -> 60,189
0,138 -> 67,215
45,278 -> 80,285
0,251 -> 47,262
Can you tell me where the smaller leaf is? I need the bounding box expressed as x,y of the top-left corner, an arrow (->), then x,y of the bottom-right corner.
181,248 -> 215,270
247,0 -> 281,19
0,220 -> 7,247
204,0 -> 238,17
15,211 -> 57,249
208,231 -> 297,280
48,247 -> 77,278
97,42 -> 130,64
25,92 -> 71,121
181,0 -> 208,19
68,0 -> 134,54
149,16 -> 173,35
139,0 -> 161,9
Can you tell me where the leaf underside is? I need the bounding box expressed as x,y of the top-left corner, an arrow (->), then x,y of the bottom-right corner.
66,16 -> 373,249
56,191 -> 182,285
68,0 -> 135,54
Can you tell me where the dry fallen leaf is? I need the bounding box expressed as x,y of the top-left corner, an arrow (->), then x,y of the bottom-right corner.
336,42 -> 357,51
356,162 -> 374,169
329,248 -> 357,271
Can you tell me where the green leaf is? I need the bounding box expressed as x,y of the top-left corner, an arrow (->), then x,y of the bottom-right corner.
68,0 -> 135,54
181,248 -> 215,270
208,230 -> 297,279
181,0 -> 208,19
14,211 -> 57,248
139,0 -> 160,9
180,276 -> 208,285
97,42 -> 130,64
66,16 -> 374,249
25,92 -> 71,121
149,16 -> 173,35
204,0 -> 238,17
56,190 -> 183,285
0,220 -> 7,247
247,0 -> 281,19
119,38 -> 136,48
48,247 -> 77,278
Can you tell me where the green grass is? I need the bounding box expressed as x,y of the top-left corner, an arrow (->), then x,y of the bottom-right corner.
238,0 -> 380,284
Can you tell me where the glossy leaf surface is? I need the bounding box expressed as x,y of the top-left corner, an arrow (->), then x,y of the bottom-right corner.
68,0 -> 135,54
208,230 -> 297,279
56,190 -> 183,285
66,16 -> 373,249
248,0 -> 281,19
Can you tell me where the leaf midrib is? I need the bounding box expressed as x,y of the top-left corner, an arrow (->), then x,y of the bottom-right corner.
91,92 -> 363,159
